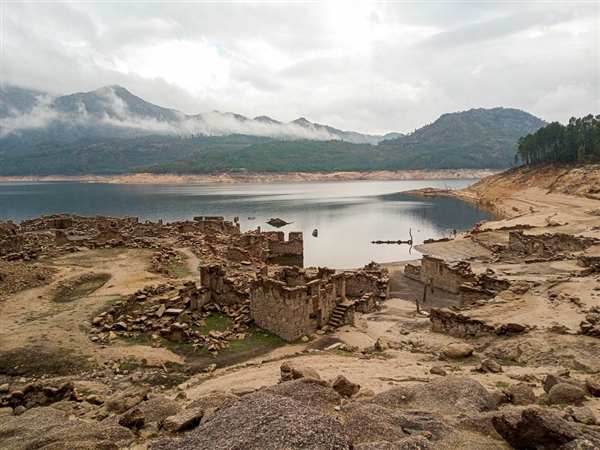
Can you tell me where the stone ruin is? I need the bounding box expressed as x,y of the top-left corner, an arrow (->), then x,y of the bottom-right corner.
429,307 -> 529,338
90,262 -> 389,344
404,255 -> 511,306
211,263 -> 389,341
508,231 -> 599,259
0,213 -> 304,270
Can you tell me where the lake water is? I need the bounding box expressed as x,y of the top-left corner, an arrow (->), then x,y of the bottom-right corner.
0,179 -> 493,268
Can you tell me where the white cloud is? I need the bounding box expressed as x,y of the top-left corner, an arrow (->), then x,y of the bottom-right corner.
1,2 -> 598,134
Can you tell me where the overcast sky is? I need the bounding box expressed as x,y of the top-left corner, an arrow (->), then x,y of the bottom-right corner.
1,1 -> 598,134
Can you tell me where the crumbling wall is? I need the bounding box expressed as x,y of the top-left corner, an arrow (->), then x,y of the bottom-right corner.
0,221 -> 25,256
508,231 -> 598,257
344,263 -> 389,299
419,256 -> 476,294
250,278 -> 312,341
404,263 -> 421,282
268,232 -> 304,257
199,264 -> 250,305
193,216 -> 240,235
430,307 -> 492,337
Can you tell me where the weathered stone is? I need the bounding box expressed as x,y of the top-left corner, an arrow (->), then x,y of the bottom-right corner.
0,407 -> 14,416
374,337 -> 388,351
442,343 -> 474,359
490,389 -> 509,406
567,406 -> 597,425
509,281 -> 531,295
506,383 -> 536,406
492,406 -> 583,449
480,359 -> 503,373
119,408 -> 145,430
585,376 -> 600,397
429,366 -> 447,376
280,362 -> 321,382
543,374 -> 586,394
505,323 -> 527,333
163,407 -> 204,432
148,391 -> 352,450
332,375 -> 360,398
548,383 -> 586,405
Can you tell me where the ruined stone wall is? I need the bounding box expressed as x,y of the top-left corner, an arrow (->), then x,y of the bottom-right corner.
509,231 -> 598,256
268,232 -> 304,257
345,273 -> 378,297
193,217 -> 240,235
96,229 -> 125,245
272,266 -> 309,287
250,278 -> 312,341
403,263 -> 421,282
354,293 -> 376,313
430,307 -> 492,337
344,265 -> 389,299
0,221 -> 25,256
420,256 -> 476,294
199,264 -> 250,306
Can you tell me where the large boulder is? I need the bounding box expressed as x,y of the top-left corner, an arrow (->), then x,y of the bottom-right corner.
585,376 -> 600,397
332,375 -> 361,398
506,383 -> 536,406
163,407 -> 204,432
149,391 -> 352,450
0,406 -> 134,450
344,403 -> 457,445
280,361 -> 321,382
492,406 -> 586,449
548,384 -> 587,406
371,377 -> 495,416
263,378 -> 341,413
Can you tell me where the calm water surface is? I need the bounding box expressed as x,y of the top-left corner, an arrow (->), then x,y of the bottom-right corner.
0,179 -> 492,268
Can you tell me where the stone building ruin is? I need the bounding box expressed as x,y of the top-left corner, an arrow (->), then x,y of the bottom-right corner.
405,255 -> 511,306
199,263 -> 389,342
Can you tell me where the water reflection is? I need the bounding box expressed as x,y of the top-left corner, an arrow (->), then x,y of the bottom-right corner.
0,179 -> 491,268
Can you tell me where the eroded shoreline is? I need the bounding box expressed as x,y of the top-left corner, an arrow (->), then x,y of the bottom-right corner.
0,168 -> 499,184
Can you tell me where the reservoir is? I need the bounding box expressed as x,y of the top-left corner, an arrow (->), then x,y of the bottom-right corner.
0,179 -> 493,268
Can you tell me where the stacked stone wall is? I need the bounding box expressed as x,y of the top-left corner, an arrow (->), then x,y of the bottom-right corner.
420,256 -> 475,294
250,278 -> 312,341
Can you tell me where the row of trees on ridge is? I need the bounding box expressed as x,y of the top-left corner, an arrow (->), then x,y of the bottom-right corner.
516,114 -> 599,165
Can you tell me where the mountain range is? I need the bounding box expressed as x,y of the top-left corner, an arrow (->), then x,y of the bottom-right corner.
0,85 -> 400,150
0,85 -> 547,175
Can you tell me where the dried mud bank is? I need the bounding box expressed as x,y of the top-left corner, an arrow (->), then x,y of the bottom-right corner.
0,168 -> 499,184
1,164 -> 600,449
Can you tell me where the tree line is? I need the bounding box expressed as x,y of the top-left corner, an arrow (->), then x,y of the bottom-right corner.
516,114 -> 600,165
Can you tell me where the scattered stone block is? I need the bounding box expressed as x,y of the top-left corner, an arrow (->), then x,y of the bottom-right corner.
442,343 -> 474,359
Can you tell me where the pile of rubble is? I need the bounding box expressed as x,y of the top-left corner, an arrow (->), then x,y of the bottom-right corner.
89,282 -> 254,354
579,306 -> 600,338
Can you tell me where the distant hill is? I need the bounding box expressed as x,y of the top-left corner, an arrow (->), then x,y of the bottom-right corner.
0,85 -> 547,175
377,108 -> 547,169
0,85 -> 395,150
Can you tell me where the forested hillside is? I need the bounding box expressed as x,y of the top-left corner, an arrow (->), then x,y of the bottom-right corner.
516,114 -> 599,165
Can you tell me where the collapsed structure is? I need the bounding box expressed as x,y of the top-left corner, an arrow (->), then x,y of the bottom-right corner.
404,255 -> 511,306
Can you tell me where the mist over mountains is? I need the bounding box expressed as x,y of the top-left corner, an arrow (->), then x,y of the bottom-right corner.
0,84 -> 547,175
0,85 -> 400,149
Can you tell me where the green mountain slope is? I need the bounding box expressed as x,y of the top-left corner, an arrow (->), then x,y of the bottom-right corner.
0,107 -> 547,176
377,107 -> 546,169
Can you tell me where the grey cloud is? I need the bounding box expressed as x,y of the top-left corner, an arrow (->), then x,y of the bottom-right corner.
416,10 -> 572,50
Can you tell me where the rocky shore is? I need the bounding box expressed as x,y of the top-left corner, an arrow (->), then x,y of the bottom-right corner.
1,163 -> 600,449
